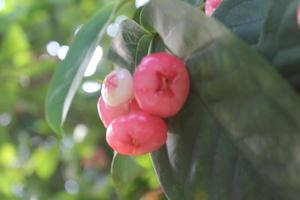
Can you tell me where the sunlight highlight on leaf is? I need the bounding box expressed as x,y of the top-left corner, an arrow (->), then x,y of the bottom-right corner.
57,45 -> 69,60
84,46 -> 103,77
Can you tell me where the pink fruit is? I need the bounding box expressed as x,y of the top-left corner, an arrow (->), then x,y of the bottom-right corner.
97,97 -> 140,128
205,0 -> 222,16
106,112 -> 168,156
298,3 -> 300,26
101,68 -> 133,107
133,52 -> 190,118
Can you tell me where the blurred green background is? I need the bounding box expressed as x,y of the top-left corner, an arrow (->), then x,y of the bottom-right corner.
0,0 -> 164,199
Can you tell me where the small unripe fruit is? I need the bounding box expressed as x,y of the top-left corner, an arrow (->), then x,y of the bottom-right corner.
97,97 -> 140,128
101,68 -> 133,107
106,112 -> 168,156
133,52 -> 190,118
205,0 -> 222,16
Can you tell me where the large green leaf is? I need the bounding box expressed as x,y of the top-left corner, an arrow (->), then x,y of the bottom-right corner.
45,4 -> 115,134
140,0 -> 300,199
115,10 -> 279,200
257,0 -> 300,91
213,0 -> 274,45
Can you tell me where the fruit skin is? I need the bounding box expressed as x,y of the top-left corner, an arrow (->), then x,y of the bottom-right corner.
205,0 -> 222,16
101,68 -> 133,107
106,111 -> 168,156
97,97 -> 140,128
133,52 -> 190,118
298,3 -> 300,26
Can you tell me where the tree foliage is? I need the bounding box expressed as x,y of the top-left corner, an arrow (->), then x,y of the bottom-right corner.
2,0 -> 300,199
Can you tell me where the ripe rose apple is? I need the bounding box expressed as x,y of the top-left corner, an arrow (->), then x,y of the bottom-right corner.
97,97 -> 140,128
298,3 -> 300,26
106,111 -> 168,156
101,68 -> 133,107
133,52 -> 190,118
205,0 -> 222,16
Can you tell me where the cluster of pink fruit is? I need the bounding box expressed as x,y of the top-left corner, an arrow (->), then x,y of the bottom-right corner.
97,52 -> 190,156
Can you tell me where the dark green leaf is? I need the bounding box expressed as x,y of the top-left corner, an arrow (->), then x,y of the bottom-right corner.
142,0 -> 300,199
111,153 -> 144,189
45,4 -> 115,135
213,0 -> 274,45
257,0 -> 300,91
135,34 -> 153,64
133,7 -> 144,23
182,0 -> 203,6
111,19 -> 151,72
152,35 -> 167,52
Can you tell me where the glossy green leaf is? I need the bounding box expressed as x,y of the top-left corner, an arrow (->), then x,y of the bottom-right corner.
257,0 -> 300,91
213,0 -> 274,45
45,4 -> 115,135
141,0 -> 300,199
111,153 -> 144,189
